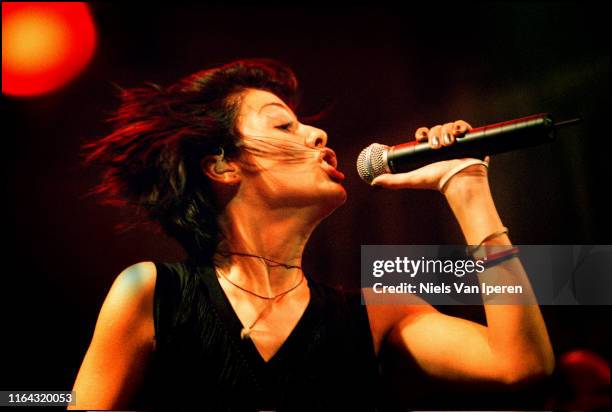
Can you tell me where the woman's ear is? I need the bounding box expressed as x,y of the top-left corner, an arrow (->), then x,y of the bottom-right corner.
201,151 -> 241,185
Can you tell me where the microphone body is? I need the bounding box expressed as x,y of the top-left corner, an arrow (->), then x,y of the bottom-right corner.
357,113 -> 558,184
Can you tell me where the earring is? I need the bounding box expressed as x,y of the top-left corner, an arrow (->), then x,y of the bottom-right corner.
214,147 -> 225,173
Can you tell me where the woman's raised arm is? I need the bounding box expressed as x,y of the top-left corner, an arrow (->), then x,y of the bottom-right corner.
369,120 -> 554,384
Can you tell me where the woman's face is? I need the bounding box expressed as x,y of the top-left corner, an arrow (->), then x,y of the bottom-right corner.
233,88 -> 347,214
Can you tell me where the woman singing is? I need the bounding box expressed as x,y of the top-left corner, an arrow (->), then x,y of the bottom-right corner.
70,59 -> 554,410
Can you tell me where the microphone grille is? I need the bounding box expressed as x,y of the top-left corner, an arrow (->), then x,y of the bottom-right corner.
356,143 -> 390,184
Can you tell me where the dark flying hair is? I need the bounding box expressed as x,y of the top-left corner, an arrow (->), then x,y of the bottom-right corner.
83,59 -> 300,261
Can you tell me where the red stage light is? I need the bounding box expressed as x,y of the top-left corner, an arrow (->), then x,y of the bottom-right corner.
2,2 -> 97,97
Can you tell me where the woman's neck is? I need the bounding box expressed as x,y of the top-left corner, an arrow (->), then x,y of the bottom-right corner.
214,202 -> 318,297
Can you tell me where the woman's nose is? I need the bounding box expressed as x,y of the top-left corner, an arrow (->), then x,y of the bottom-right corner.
305,127 -> 327,148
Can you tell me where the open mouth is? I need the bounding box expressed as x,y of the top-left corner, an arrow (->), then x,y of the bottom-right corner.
319,148 -> 345,182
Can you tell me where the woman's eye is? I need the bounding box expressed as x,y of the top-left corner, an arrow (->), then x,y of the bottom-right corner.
277,123 -> 293,131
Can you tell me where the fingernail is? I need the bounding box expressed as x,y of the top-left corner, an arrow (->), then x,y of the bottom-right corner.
432,136 -> 439,147
443,133 -> 451,144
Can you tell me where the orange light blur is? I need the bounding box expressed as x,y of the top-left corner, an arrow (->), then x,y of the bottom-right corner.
2,2 -> 97,97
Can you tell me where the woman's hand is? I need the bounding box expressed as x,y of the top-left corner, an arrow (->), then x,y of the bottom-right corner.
370,120 -> 489,192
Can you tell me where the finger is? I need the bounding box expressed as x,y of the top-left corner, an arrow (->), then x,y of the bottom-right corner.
452,120 -> 473,136
428,125 -> 442,149
371,172 -> 433,190
484,155 -> 491,166
441,122 -> 455,147
415,127 -> 429,142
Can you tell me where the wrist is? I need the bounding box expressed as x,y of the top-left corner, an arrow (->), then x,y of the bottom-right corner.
443,171 -> 491,205
443,173 -> 507,245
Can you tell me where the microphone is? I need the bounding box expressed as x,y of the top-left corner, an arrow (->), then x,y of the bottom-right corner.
356,113 -> 581,184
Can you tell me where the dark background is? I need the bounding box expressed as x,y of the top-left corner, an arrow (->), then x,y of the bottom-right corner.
2,3 -> 609,410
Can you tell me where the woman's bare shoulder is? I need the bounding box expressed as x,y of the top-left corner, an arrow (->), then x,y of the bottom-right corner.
99,262 -> 157,336
107,262 -> 156,303
122,261 -> 156,280
118,261 -> 157,284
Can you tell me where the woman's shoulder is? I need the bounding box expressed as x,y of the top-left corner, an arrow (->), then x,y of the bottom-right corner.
119,261 -> 157,281
108,262 -> 158,331
109,261 -> 157,308
86,262 -> 158,356
113,260 -> 191,299
109,260 -> 193,305
108,260 -> 196,349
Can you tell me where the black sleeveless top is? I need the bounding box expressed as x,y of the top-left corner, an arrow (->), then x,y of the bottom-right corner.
135,260 -> 381,411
